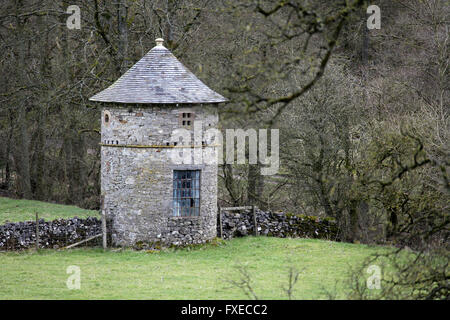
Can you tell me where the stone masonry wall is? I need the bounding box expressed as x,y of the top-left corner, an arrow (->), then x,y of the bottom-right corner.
0,210 -> 337,251
101,105 -> 219,247
219,209 -> 338,241
0,217 -> 101,250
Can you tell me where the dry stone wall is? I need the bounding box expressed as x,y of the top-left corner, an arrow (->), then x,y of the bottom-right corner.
220,209 -> 338,240
0,209 -> 337,250
0,217 -> 101,250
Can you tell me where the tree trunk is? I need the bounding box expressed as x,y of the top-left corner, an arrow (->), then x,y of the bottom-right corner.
117,0 -> 129,74
3,105 -> 14,191
15,103 -> 32,199
31,108 -> 46,200
12,0 -> 32,199
348,200 -> 360,243
166,0 -> 176,49
247,164 -> 264,207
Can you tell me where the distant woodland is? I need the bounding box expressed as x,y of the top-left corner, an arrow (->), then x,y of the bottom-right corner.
0,1 -> 448,297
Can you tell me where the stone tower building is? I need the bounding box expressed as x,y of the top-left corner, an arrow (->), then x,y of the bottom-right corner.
89,39 -> 227,247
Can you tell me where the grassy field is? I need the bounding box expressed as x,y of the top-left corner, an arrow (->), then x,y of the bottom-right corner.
0,237 -> 387,300
0,197 -> 387,299
0,197 -> 98,224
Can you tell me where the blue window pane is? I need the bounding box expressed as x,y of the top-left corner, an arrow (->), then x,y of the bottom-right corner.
173,170 -> 201,217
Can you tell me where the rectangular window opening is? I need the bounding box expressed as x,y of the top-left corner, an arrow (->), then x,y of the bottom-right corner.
173,170 -> 201,217
179,111 -> 195,127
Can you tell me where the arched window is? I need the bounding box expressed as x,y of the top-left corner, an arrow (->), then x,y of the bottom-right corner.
104,110 -> 111,126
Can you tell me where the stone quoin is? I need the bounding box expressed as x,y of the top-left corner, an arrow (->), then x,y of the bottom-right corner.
89,38 -> 227,247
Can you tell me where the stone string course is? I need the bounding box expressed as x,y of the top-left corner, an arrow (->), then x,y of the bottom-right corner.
0,210 -> 337,250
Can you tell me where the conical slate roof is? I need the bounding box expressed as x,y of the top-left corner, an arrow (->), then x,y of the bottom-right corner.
89,39 -> 227,104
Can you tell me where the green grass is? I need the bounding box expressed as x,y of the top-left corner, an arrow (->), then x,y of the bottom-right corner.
0,237 -> 388,299
0,197 -> 389,299
0,197 -> 99,224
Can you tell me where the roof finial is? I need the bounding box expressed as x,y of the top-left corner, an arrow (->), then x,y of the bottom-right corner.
155,38 -> 164,47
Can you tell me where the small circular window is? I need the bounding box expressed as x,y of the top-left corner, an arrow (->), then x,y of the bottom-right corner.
104,110 -> 111,126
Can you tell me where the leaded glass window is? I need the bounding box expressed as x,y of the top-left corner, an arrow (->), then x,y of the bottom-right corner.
173,170 -> 200,216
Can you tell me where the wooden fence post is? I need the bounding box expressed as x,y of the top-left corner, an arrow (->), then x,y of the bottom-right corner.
218,206 -> 223,239
253,205 -> 259,236
35,212 -> 39,251
101,195 -> 107,250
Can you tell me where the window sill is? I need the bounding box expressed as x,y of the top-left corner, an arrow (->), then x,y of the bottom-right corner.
169,215 -> 201,219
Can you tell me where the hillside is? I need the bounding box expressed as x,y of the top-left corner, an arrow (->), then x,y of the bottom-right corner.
0,197 -> 98,224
